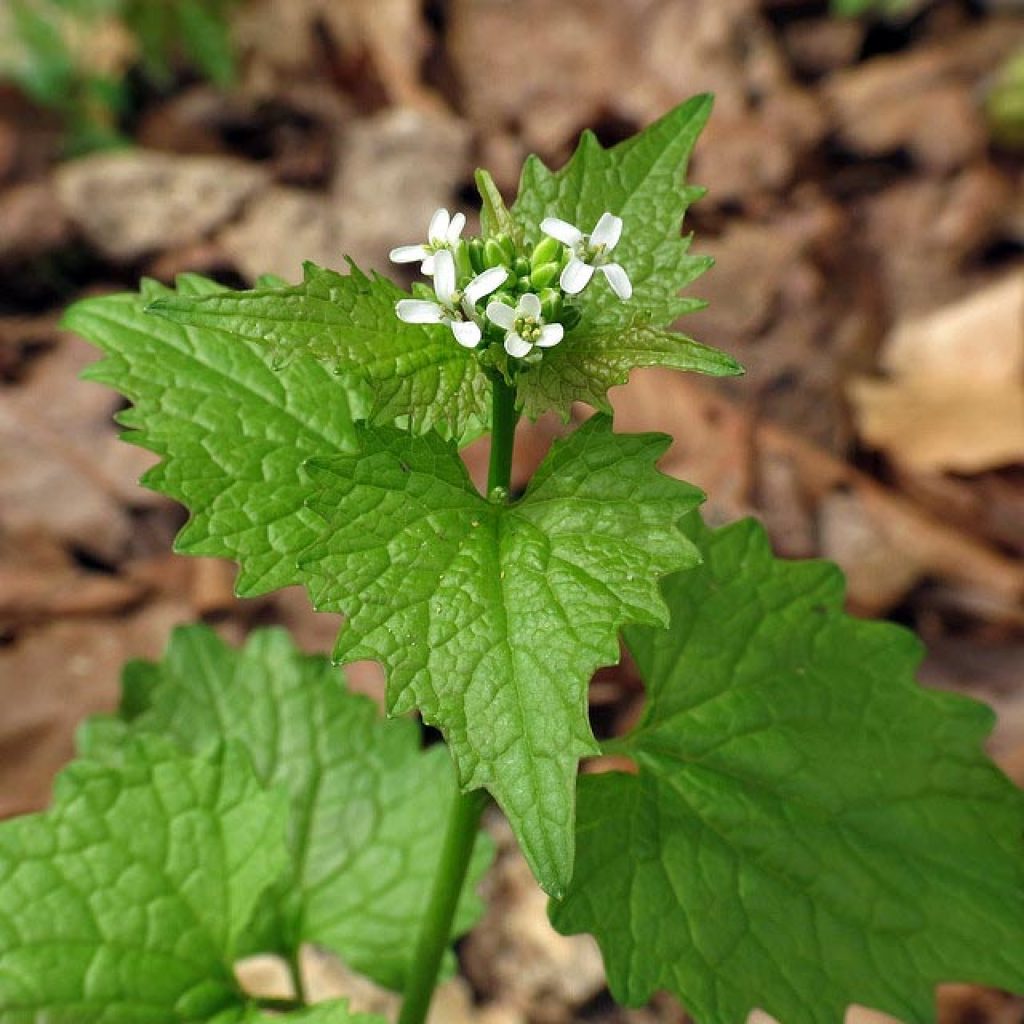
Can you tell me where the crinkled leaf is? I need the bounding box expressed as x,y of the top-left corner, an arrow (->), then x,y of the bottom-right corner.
552,517 -> 1024,1024
518,319 -> 742,420
511,94 -> 740,418
62,274 -> 364,597
0,737 -> 289,1023
298,414 -> 703,895
80,625 -> 491,993
146,263 -> 489,444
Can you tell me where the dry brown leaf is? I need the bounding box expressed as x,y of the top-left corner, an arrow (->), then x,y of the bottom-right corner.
0,600 -> 192,818
462,815 -> 605,1023
57,151 -> 268,262
848,275 -> 1024,474
611,369 -> 1024,616
0,335 -> 160,562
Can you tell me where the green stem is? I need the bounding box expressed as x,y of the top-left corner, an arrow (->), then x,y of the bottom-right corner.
397,374 -> 518,1024
397,787 -> 488,1024
288,947 -> 308,1006
487,371 -> 519,497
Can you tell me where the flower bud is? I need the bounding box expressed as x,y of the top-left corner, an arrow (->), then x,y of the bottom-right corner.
483,239 -> 507,269
513,256 -> 530,277
530,261 -> 560,289
539,288 -> 562,322
467,238 -> 485,273
530,235 -> 562,268
454,240 -> 473,281
495,232 -> 515,262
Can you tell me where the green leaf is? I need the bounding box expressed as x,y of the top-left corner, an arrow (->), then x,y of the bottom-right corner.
80,625 -> 492,993
511,95 -> 740,418
66,274 -> 704,895
552,517 -> 1024,1024
62,275 -> 364,597
518,319 -> 742,420
174,0 -> 236,87
0,737 -> 289,1023
146,263 -> 490,444
299,414 -> 703,895
475,168 -> 516,240
244,1004 -> 384,1024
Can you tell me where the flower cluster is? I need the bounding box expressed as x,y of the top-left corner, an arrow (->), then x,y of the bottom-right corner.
391,207 -> 632,362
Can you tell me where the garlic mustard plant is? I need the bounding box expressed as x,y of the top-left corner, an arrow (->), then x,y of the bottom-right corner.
2,94 -> 1021,1024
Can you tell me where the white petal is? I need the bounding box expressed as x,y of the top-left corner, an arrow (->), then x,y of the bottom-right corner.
446,211 -> 466,244
450,319 -> 482,348
389,244 -> 430,264
464,266 -> 508,305
433,249 -> 456,303
428,208 -> 450,244
517,291 -> 542,318
420,254 -> 435,275
486,301 -> 516,329
541,217 -> 583,246
396,299 -> 444,324
600,262 -> 632,300
536,323 -> 564,348
560,257 -> 595,295
590,212 -> 623,250
504,332 -> 533,358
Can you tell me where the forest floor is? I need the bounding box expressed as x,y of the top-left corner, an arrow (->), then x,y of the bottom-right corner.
0,1 -> 1022,1022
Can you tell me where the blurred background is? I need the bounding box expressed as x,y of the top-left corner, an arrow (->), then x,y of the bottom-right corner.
0,0 -> 1023,1021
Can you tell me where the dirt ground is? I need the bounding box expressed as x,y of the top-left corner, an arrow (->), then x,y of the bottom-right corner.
1,1 -> 1022,1022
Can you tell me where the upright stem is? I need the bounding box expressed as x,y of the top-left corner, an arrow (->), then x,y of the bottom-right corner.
397,373 -> 519,1024
487,371 -> 518,495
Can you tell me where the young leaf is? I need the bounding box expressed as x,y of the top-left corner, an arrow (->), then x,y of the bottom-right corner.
0,737 -> 289,1023
80,625 -> 491,993
62,275 -> 364,596
298,414 -> 704,896
145,263 -> 490,444
552,517 -> 1024,1024
511,94 -> 741,418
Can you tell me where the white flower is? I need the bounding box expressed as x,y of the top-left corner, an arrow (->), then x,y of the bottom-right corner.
389,207 -> 467,275
486,292 -> 564,358
540,211 -> 632,300
395,250 -> 507,348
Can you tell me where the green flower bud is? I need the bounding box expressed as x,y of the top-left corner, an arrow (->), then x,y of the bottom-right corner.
468,238 -> 485,273
517,274 -> 531,292
484,238 -> 507,269
539,288 -> 562,322
454,240 -> 473,281
530,261 -> 561,289
495,232 -> 515,262
530,235 -> 562,268
490,289 -> 516,309
513,256 -> 530,277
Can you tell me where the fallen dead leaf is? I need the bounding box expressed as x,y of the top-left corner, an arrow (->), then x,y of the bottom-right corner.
611,369 -> 1024,617
848,275 -> 1024,474
57,151 -> 269,262
0,600 -> 193,818
463,815 -> 605,1023
0,334 -> 160,562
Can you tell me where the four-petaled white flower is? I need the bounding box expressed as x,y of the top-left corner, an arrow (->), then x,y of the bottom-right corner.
395,250 -> 507,348
389,207 -> 467,275
540,212 -> 632,300
486,292 -> 564,358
